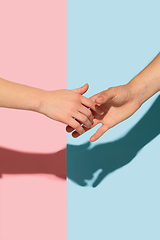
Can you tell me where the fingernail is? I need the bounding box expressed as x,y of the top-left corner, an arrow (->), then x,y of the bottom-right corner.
80,129 -> 85,134
96,97 -> 103,101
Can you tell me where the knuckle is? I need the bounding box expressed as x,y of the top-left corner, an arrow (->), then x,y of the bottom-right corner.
108,87 -> 115,94
71,103 -> 79,113
76,126 -> 85,134
86,108 -> 92,117
84,120 -> 91,128
82,115 -> 88,123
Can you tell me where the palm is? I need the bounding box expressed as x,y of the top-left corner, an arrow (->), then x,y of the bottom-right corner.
89,85 -> 140,141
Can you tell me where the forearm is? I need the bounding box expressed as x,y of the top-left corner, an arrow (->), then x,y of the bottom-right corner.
0,78 -> 98,133
0,77 -> 44,112
127,53 -> 160,105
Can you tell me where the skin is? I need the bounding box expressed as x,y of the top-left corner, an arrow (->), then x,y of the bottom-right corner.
0,78 -> 103,135
67,52 -> 160,141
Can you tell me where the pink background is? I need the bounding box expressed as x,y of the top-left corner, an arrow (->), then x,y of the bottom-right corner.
0,0 -> 66,239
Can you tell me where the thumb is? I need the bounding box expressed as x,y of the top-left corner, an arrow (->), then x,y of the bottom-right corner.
89,93 -> 100,102
95,88 -> 115,104
72,83 -> 89,95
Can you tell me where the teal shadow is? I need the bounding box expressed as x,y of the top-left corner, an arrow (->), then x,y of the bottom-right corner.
67,95 -> 160,187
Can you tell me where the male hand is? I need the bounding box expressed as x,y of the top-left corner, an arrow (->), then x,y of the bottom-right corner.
66,84 -> 141,141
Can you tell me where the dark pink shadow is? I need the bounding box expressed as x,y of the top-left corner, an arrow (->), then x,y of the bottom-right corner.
0,147 -> 66,179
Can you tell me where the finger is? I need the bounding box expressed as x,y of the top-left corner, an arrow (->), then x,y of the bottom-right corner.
93,170 -> 106,188
90,124 -> 109,142
66,112 -> 92,133
71,119 -> 99,138
67,116 -> 99,136
81,96 -> 104,115
89,93 -> 101,102
79,105 -> 93,123
72,83 -> 89,95
95,88 -> 116,104
66,117 -> 87,133
67,118 -> 85,135
73,112 -> 92,128
72,125 -> 90,138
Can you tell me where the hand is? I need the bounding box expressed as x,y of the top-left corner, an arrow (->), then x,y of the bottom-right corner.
39,83 -> 103,135
66,84 -> 142,141
67,53 -> 160,141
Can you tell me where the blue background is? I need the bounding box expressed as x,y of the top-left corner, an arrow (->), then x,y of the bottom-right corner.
67,1 -> 160,239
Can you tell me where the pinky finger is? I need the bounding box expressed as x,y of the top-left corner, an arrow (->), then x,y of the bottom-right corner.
72,125 -> 90,138
67,118 -> 85,135
66,118 -> 86,133
90,125 -> 109,142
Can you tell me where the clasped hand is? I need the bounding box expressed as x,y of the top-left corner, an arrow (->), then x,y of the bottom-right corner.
39,83 -> 103,135
66,84 -> 142,141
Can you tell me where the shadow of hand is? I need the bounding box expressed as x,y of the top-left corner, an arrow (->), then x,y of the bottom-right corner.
67,138 -> 136,187
67,95 -> 160,187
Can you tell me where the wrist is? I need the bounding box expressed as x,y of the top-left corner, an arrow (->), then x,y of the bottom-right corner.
20,86 -> 48,114
127,76 -> 147,106
127,75 -> 160,107
34,88 -> 49,115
